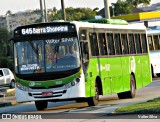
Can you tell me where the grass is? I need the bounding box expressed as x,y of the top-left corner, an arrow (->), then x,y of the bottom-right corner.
115,97 -> 160,113
5,92 -> 15,97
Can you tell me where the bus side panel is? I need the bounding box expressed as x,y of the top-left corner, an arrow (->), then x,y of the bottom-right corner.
134,56 -> 143,89
141,55 -> 152,87
121,56 -> 130,92
84,67 -> 91,98
150,51 -> 160,74
86,58 -> 99,97
99,57 -> 111,95
107,57 -> 123,93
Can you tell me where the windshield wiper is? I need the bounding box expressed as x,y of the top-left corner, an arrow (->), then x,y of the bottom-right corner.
28,41 -> 38,54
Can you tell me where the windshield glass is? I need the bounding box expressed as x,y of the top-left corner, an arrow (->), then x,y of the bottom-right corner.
15,36 -> 80,74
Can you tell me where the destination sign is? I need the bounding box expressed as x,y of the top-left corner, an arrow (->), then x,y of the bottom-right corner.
21,26 -> 69,35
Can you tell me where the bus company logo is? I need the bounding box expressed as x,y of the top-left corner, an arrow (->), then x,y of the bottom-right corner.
96,64 -> 110,71
55,80 -> 63,85
29,82 -> 35,87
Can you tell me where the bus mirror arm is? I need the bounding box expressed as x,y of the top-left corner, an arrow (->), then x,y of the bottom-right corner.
84,43 -> 89,54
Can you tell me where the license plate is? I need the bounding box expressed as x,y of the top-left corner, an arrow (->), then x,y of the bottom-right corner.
42,91 -> 53,96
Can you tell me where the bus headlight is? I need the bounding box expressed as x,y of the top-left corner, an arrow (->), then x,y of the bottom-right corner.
65,78 -> 80,89
16,82 -> 30,91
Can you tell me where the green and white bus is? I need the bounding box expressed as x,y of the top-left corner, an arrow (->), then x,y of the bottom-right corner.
147,26 -> 160,77
12,19 -> 152,110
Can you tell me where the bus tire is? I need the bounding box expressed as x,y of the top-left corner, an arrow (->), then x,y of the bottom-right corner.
75,99 -> 85,103
126,74 -> 136,98
35,101 -> 48,111
151,65 -> 154,78
118,74 -> 136,99
87,82 -> 99,106
156,73 -> 160,77
117,92 -> 126,99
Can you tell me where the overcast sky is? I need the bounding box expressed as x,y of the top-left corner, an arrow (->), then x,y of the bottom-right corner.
0,0 -> 159,15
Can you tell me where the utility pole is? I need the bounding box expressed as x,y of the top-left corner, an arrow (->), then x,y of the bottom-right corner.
104,0 -> 110,19
61,0 -> 66,21
40,0 -> 45,22
44,0 -> 48,22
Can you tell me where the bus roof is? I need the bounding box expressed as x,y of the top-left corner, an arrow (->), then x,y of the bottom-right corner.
14,19 -> 146,33
82,18 -> 128,25
147,26 -> 160,35
70,21 -> 146,31
147,29 -> 160,35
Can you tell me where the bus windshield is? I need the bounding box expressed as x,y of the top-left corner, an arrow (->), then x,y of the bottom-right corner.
15,36 -> 80,74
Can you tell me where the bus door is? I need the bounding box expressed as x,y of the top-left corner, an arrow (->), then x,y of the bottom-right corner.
79,29 -> 90,97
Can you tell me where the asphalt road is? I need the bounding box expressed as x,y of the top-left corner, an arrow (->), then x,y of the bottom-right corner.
0,78 -> 160,120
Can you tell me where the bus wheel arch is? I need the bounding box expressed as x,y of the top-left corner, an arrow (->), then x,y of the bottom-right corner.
151,64 -> 154,78
87,76 -> 102,106
117,73 -> 136,99
96,76 -> 103,95
131,72 -> 136,90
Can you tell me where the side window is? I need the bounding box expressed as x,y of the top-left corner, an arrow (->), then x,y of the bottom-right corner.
0,70 -> 4,76
114,33 -> 122,55
148,36 -> 154,51
79,30 -> 87,40
89,33 -> 99,56
128,34 -> 136,54
107,33 -> 115,55
98,33 -> 107,55
141,34 -> 148,53
153,35 -> 160,50
3,69 -> 10,76
135,34 -> 142,54
121,34 -> 129,54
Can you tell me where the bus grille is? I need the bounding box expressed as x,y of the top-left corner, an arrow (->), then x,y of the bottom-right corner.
28,90 -> 66,98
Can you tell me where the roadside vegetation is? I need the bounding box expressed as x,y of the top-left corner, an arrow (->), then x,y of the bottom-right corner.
115,97 -> 160,113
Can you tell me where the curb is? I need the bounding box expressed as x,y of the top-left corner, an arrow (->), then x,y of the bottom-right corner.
0,102 -> 12,107
0,88 -> 15,98
0,100 -> 17,108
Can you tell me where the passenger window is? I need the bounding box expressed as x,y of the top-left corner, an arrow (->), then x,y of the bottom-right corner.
107,33 -> 115,55
128,34 -> 136,54
3,69 -> 10,76
153,35 -> 160,50
89,33 -> 99,56
79,30 -> 87,40
0,70 -> 4,76
121,34 -> 129,54
114,34 -> 122,55
135,34 -> 142,54
141,34 -> 148,53
98,33 -> 107,55
148,36 -> 154,51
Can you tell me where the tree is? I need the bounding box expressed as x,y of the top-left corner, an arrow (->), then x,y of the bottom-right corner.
5,10 -> 12,16
126,0 -> 151,7
0,28 -> 13,69
51,7 -> 97,21
111,0 -> 132,16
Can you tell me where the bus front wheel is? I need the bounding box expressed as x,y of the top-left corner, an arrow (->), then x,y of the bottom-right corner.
35,101 -> 48,111
156,73 -> 160,77
87,82 -> 99,106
